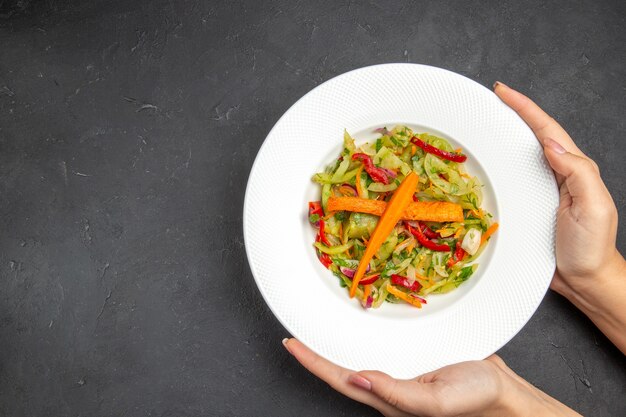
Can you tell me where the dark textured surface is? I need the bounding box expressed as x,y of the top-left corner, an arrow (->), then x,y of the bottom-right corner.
0,0 -> 625,416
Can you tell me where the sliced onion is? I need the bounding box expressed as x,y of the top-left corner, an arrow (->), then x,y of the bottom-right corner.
374,127 -> 390,135
338,183 -> 358,196
393,237 -> 414,254
406,265 -> 417,284
434,265 -> 449,277
410,294 -> 427,304
379,168 -> 397,178
405,220 -> 419,229
339,266 -> 355,278
361,295 -> 374,309
339,264 -> 371,278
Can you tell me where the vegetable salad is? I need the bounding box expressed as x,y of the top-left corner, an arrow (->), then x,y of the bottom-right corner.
309,126 -> 498,309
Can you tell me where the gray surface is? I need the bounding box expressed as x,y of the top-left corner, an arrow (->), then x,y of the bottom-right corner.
0,0 -> 625,416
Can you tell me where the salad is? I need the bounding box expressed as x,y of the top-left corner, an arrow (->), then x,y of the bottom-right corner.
308,126 -> 498,309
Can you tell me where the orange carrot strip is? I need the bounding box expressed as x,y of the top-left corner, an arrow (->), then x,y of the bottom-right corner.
411,145 -> 417,156
327,196 -> 463,223
350,173 -> 418,298
362,284 -> 371,302
386,284 -> 422,308
355,166 -> 364,198
339,222 -> 345,244
481,222 -> 499,244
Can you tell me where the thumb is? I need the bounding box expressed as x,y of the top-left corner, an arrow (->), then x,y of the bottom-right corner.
543,138 -> 603,205
350,370 -> 435,415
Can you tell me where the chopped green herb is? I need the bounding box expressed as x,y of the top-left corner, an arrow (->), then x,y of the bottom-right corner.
334,211 -> 347,221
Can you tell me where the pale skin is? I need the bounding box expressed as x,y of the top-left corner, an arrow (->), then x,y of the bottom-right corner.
283,82 -> 626,417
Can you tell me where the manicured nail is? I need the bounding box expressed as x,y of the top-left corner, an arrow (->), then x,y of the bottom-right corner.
493,81 -> 507,90
544,138 -> 567,154
282,338 -> 292,354
348,374 -> 372,391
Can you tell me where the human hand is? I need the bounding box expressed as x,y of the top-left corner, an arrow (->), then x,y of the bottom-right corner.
495,82 -> 626,353
283,338 -> 580,417
493,82 -> 624,297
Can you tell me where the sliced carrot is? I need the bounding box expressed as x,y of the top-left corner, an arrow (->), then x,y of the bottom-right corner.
350,172 -> 418,298
362,284 -> 371,302
469,209 -> 484,219
339,222 -> 346,244
323,212 -> 335,221
481,222 -> 499,244
411,145 -> 417,156
327,196 -> 463,223
406,241 -> 415,256
386,284 -> 422,308
355,166 -> 364,198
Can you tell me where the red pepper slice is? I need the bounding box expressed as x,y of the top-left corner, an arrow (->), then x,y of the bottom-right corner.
352,153 -> 391,184
314,234 -> 333,268
410,294 -> 427,304
420,222 -> 440,239
405,221 -> 450,252
319,252 -> 333,268
455,241 -> 466,261
391,274 -> 422,292
447,242 -> 467,267
318,219 -> 332,246
359,274 -> 380,286
411,137 -> 467,163
309,201 -> 324,217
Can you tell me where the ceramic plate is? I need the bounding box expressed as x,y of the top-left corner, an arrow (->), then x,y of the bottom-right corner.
244,64 -> 558,378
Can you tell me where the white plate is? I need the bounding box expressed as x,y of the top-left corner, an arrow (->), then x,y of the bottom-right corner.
244,64 -> 558,378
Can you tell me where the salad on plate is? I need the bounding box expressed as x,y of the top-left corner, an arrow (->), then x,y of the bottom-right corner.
309,126 -> 498,309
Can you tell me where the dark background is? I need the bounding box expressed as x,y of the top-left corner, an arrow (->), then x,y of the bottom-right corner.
1,0 -> 624,416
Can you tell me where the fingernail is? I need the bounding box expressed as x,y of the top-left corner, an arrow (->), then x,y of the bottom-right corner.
282,338 -> 292,354
493,81 -> 505,90
544,138 -> 567,154
348,374 -> 372,391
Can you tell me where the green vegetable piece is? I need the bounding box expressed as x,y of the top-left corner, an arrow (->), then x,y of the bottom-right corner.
343,129 -> 356,155
456,265 -> 475,282
331,158 -> 351,183
314,240 -> 354,255
420,134 -> 455,152
374,146 -> 412,175
346,212 -> 379,239
367,182 -> 398,192
375,231 -> 398,262
321,183 -> 331,212
424,154 -> 467,196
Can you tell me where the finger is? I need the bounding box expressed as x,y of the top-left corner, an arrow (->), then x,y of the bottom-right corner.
493,82 -> 584,156
356,370 -> 438,415
283,339 -> 413,417
543,140 -> 609,210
